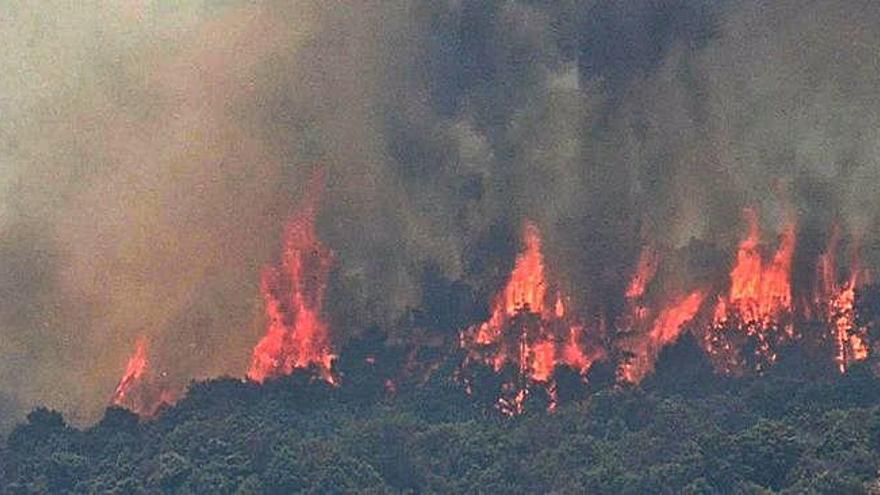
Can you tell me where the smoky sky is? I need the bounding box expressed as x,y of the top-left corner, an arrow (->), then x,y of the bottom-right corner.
1,0 -> 879,429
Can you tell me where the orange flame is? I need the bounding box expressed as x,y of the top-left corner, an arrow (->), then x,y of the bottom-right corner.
619,246 -> 657,334
650,291 -> 708,347
815,232 -> 871,372
248,172 -> 336,384
619,290 -> 707,383
625,246 -> 659,300
474,222 -> 547,347
111,336 -> 177,418
112,336 -> 149,405
722,210 -> 795,324
705,210 -> 796,372
561,325 -> 593,374
460,220 -> 603,414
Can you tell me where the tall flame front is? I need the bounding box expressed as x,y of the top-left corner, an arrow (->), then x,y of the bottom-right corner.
814,231 -> 871,373
459,221 -> 602,415
248,175 -> 336,384
704,210 -> 797,373
109,203 -> 877,418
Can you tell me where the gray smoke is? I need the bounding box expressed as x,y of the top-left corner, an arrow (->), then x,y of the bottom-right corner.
1,0 -> 879,429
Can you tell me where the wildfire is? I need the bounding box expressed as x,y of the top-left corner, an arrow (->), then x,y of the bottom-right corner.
625,246 -> 660,300
814,232 -> 871,372
704,210 -> 796,372
618,245 -> 658,337
619,290 -> 707,383
473,223 -> 547,348
248,172 -> 336,384
458,209 -> 876,402
719,210 -> 795,324
105,201 -> 879,420
459,221 -> 603,415
112,336 -> 149,405
111,336 -> 177,418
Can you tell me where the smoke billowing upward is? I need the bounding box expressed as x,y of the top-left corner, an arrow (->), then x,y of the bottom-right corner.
1,0 -> 880,428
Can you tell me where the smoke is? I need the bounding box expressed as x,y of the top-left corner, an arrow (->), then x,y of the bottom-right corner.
0,1 -> 324,427
1,0 -> 879,428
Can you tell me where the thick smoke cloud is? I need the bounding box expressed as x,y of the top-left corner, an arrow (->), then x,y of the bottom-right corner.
1,0 -> 879,429
0,1 -> 324,428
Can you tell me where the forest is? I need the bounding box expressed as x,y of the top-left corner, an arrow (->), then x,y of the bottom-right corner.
4,1 -> 880,493
4,330 -> 880,494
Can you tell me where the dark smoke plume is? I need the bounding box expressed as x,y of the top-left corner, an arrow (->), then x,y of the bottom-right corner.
1,0 -> 879,428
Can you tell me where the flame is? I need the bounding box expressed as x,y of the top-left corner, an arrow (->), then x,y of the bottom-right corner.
460,220 -> 603,414
625,246 -> 659,300
705,210 -> 796,372
815,232 -> 871,372
615,246 -> 658,335
248,172 -> 336,384
502,222 -> 548,316
110,201 -> 880,418
619,290 -> 707,383
555,293 -> 566,318
111,336 -> 177,418
815,227 -> 842,304
723,210 -> 795,323
112,336 -> 149,405
561,325 -> 593,374
650,291 -> 708,346
474,222 -> 547,348
831,278 -> 859,372
702,213 -> 875,375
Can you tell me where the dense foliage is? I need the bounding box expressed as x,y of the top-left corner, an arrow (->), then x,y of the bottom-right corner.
4,336 -> 880,494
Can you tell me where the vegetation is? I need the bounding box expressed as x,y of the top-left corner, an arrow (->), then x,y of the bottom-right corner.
4,336 -> 880,494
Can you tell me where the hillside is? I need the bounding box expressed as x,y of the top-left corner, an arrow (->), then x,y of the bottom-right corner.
4,336 -> 880,494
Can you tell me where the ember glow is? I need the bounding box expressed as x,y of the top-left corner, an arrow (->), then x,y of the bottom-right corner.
111,336 -> 178,418
459,221 -> 603,415
247,174 -> 336,384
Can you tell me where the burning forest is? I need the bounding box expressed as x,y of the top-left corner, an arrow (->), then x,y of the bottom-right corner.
111,337 -> 180,419
5,1 -> 880,491
247,172 -> 336,385
104,179 -> 880,418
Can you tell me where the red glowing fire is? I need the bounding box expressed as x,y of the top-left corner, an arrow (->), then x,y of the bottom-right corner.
619,290 -> 708,383
718,210 -> 796,324
111,336 -> 177,418
459,221 -> 603,414
625,246 -> 660,300
108,202 -> 876,419
248,173 -> 336,384
703,210 -> 797,372
814,232 -> 871,373
617,241 -> 708,383
112,336 -> 149,405
460,211 -> 875,409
